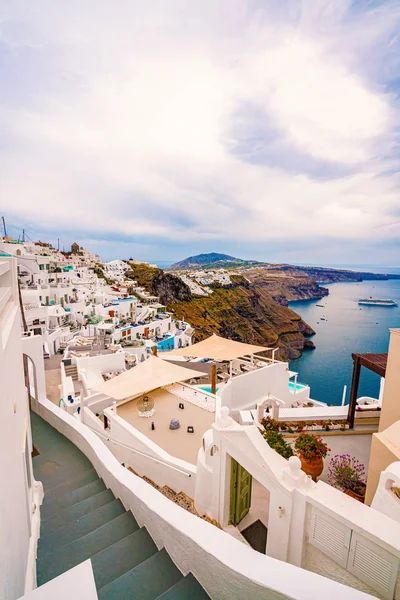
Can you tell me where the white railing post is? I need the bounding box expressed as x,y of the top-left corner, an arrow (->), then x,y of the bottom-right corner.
341,385 -> 347,406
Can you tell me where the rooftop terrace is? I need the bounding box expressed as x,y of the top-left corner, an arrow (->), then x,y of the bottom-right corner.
117,388 -> 215,465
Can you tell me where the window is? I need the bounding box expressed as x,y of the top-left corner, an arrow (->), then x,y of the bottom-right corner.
39,264 -> 44,270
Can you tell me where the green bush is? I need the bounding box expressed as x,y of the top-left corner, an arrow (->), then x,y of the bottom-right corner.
259,429 -> 294,459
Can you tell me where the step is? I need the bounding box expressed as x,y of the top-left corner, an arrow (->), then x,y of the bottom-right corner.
42,489 -> 115,532
43,468 -> 98,499
37,512 -> 139,586
38,499 -> 125,559
34,459 -> 94,495
155,574 -> 210,600
98,548 -> 182,600
41,479 -> 106,520
92,528 -> 158,590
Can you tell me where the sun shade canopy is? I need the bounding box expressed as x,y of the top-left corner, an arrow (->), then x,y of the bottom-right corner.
93,356 -> 203,401
166,333 -> 270,361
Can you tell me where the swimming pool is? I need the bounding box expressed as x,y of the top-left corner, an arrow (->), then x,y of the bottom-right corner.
156,334 -> 175,351
196,384 -> 220,394
288,381 -> 308,392
112,297 -> 136,303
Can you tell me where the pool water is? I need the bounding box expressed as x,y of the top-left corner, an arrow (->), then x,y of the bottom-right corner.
197,385 -> 220,394
288,381 -> 308,392
156,334 -> 175,351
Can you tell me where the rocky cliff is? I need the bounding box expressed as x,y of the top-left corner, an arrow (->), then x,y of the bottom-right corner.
126,263 -> 317,359
126,263 -> 192,305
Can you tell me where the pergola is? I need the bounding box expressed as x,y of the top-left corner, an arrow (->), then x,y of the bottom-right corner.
93,356 -> 203,401
166,333 -> 272,393
347,353 -> 387,427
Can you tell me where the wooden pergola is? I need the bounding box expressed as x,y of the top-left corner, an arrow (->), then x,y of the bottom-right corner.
347,353 -> 387,427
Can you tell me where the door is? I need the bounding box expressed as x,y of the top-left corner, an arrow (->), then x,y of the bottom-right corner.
230,458 -> 252,525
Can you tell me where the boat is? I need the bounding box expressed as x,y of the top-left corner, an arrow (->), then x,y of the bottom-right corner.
358,297 -> 398,307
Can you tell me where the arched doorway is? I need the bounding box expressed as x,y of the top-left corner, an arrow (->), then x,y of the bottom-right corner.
23,353 -> 38,409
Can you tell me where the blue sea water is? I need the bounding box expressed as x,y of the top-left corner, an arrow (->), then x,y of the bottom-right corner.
289,277 -> 400,405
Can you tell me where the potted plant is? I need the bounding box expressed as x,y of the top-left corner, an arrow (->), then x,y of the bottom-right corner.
327,454 -> 366,502
294,433 -> 329,481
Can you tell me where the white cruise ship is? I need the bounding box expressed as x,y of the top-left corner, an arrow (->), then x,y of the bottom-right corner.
358,297 -> 398,306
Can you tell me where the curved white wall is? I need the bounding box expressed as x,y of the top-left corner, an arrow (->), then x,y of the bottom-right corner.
34,397 -> 372,600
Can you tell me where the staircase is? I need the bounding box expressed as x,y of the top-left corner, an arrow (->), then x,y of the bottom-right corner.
64,363 -> 78,380
31,412 -> 209,599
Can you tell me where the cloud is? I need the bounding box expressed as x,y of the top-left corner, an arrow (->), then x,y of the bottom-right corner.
0,0 -> 399,262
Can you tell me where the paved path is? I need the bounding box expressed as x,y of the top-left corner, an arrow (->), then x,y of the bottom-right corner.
44,354 -> 62,404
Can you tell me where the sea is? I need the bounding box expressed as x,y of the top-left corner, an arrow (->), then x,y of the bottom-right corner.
151,259 -> 400,405
289,267 -> 400,406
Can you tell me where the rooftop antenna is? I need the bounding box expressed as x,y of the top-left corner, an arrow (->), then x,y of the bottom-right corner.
1,216 -> 7,238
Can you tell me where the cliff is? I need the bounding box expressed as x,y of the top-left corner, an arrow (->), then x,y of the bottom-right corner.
245,269 -> 329,306
126,263 -> 317,360
126,263 -> 192,305
276,265 -> 400,282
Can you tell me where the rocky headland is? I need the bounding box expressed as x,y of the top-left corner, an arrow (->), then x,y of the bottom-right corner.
126,262 -> 322,360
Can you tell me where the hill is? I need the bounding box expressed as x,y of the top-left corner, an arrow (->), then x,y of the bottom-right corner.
125,261 -> 321,360
170,252 -> 257,270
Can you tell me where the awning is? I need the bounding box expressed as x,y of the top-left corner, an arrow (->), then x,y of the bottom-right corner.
93,356 -> 203,401
165,333 -> 270,361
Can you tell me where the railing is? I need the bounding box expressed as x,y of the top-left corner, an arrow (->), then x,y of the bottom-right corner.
86,424 -> 193,478
24,303 -> 41,311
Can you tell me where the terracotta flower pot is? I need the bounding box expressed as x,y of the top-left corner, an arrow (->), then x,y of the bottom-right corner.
344,483 -> 366,503
300,456 -> 324,482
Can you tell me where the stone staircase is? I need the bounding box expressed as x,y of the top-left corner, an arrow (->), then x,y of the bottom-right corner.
64,363 -> 78,380
31,412 -> 210,599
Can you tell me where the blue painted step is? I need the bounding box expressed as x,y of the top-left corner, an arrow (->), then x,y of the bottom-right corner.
43,468 -> 98,499
98,548 -> 182,600
156,574 -> 210,599
91,527 -> 158,590
40,479 -> 106,520
38,498 -> 125,559
37,511 -> 139,586
32,411 -> 210,599
42,489 -> 115,533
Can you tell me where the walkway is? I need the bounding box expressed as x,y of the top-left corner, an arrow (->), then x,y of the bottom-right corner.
31,411 -> 209,599
44,354 -> 62,404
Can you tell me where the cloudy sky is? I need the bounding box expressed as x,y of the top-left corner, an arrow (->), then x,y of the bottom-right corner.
1,0 -> 400,265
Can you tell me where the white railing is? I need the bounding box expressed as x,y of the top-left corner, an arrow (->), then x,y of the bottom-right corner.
86,424 -> 193,478
24,303 -> 41,311
163,383 -> 216,412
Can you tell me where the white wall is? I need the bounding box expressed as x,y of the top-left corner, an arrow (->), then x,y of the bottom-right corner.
76,352 -> 125,378
194,411 -> 400,599
220,362 -> 309,415
35,397 -> 371,600
21,335 -> 47,402
100,407 -> 196,496
0,257 -> 43,600
372,462 -> 400,523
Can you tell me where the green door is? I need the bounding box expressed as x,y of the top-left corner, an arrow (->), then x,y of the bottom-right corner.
229,458 -> 252,525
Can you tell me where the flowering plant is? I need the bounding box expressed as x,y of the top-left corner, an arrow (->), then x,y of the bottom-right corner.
327,454 -> 366,495
294,433 -> 329,460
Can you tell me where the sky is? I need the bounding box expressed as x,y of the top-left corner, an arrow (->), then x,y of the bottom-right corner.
0,0 -> 400,265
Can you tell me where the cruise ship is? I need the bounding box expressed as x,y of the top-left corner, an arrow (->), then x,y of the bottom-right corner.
358,297 -> 398,307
